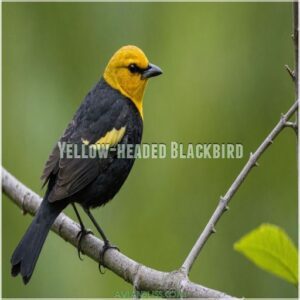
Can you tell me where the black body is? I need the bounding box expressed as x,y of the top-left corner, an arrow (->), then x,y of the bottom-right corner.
11,78 -> 143,283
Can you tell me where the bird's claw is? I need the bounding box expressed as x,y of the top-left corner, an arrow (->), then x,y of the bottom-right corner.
98,242 -> 120,273
76,228 -> 93,260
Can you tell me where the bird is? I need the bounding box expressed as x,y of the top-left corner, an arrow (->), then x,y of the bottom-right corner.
11,45 -> 162,284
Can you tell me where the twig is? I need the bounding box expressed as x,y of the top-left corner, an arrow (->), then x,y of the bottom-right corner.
293,2 -> 299,161
181,99 -> 299,275
285,64 -> 296,81
287,3 -> 299,134
285,3 -> 298,91
2,167 -> 236,299
293,2 -> 298,98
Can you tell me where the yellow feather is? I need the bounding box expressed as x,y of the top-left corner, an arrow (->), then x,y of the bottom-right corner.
97,127 -> 126,146
81,127 -> 126,150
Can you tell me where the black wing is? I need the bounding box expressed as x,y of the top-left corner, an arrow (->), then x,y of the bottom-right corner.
41,79 -> 131,202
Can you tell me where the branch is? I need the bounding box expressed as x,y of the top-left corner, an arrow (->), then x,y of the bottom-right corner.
293,2 -> 299,152
285,64 -> 296,81
181,99 -> 299,275
285,2 -> 298,133
2,167 -> 236,299
285,2 -> 298,92
293,2 -> 298,97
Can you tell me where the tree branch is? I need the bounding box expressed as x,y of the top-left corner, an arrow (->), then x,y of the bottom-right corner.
293,2 -> 299,148
285,2 -> 298,128
180,99 -> 299,275
293,2 -> 298,98
2,167 -> 236,299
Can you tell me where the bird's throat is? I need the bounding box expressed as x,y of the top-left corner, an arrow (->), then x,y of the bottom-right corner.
104,73 -> 146,119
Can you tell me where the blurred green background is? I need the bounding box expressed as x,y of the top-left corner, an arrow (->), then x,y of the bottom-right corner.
2,2 -> 297,298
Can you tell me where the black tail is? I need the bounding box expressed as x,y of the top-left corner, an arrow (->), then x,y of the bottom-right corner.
11,197 -> 67,284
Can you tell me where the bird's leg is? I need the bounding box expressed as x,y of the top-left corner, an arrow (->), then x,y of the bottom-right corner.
83,208 -> 119,272
72,203 -> 93,260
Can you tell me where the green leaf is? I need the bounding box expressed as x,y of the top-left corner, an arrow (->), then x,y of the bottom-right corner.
234,223 -> 298,285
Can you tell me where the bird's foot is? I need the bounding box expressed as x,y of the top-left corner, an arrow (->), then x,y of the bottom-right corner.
98,241 -> 120,274
76,228 -> 93,260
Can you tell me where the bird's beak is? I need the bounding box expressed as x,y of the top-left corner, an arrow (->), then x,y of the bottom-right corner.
142,63 -> 163,79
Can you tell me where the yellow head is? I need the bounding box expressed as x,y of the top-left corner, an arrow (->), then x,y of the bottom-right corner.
103,45 -> 162,119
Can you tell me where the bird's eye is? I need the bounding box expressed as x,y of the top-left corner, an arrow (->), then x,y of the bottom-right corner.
128,64 -> 139,73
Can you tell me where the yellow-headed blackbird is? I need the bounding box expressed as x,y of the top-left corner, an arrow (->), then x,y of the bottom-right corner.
11,45 -> 162,284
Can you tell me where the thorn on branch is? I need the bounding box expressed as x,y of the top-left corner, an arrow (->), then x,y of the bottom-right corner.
280,113 -> 289,125
284,121 -> 298,134
285,64 -> 296,81
211,226 -> 216,234
285,121 -> 296,127
219,196 -> 230,212
219,196 -> 226,204
249,152 -> 259,168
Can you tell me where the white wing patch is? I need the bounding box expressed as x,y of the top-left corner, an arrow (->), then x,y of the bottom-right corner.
81,126 -> 126,149
81,138 -> 90,145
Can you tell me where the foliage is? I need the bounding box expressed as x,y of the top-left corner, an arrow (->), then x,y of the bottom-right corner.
234,224 -> 298,285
